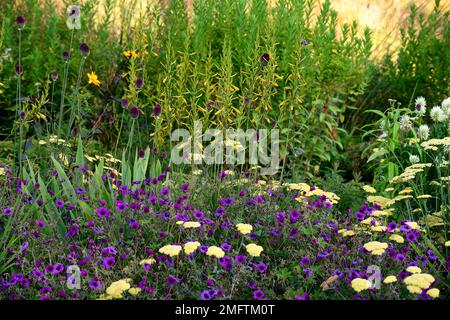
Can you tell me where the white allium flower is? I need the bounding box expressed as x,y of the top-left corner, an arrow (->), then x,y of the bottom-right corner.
409,155 -> 420,164
66,5 -> 81,30
441,97 -> 450,117
414,96 -> 427,115
417,124 -> 430,141
399,115 -> 412,131
442,97 -> 450,109
430,106 -> 446,122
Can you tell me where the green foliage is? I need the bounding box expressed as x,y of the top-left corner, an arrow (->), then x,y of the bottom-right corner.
350,0 -> 449,129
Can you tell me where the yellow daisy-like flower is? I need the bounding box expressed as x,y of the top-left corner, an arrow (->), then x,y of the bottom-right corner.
128,287 -> 142,296
87,71 -> 101,86
406,266 -> 422,274
236,223 -> 253,235
362,185 -> 376,193
389,234 -> 404,244
184,241 -> 201,255
426,288 -> 439,298
246,243 -> 264,257
123,50 -> 138,58
383,275 -> 397,284
159,245 -> 182,257
351,278 -> 371,292
206,246 -> 225,258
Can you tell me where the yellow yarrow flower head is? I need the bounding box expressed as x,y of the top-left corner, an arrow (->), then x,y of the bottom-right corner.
362,185 -> 376,193
363,241 -> 388,255
383,276 -> 397,284
427,288 -> 439,298
184,241 -> 201,255
159,244 -> 182,257
87,71 -> 101,86
106,279 -> 131,299
389,234 -> 404,244
445,241 -> 450,247
206,246 -> 225,258
183,221 -> 201,229
406,266 -> 422,274
404,273 -> 435,289
128,287 -> 142,296
139,258 -> 156,266
351,278 -> 371,292
246,243 -> 264,257
407,285 -> 423,294
236,223 -> 253,235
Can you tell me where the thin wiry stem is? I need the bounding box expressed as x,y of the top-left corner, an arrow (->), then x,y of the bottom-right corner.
57,28 -> 75,138
66,56 -> 86,139
17,28 -> 23,177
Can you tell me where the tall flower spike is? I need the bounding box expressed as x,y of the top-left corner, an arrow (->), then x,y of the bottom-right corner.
66,5 -> 81,30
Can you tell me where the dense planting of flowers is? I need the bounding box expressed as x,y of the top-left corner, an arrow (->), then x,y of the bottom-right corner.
0,160 -> 448,300
0,1 -> 449,301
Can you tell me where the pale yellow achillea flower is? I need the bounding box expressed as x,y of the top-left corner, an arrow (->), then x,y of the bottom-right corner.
128,287 -> 142,296
362,185 -> 376,193
236,223 -> 253,235
383,276 -> 397,284
405,221 -> 421,230
417,194 -> 432,199
371,249 -> 387,255
184,241 -> 201,255
407,285 -> 423,294
406,266 -> 422,274
206,246 -> 225,258
182,221 -> 201,229
159,245 -> 182,257
351,278 -> 371,292
338,229 -> 355,237
427,288 -> 439,298
389,234 -> 404,244
139,258 -> 156,266
370,226 -> 387,232
106,279 -> 131,299
246,243 -> 264,257
404,274 -> 435,289
445,241 -> 450,247
364,241 -> 388,251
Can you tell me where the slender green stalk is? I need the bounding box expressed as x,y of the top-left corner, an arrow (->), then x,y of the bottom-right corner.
57,28 -> 75,138
17,28 -> 23,177
66,56 -> 86,139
